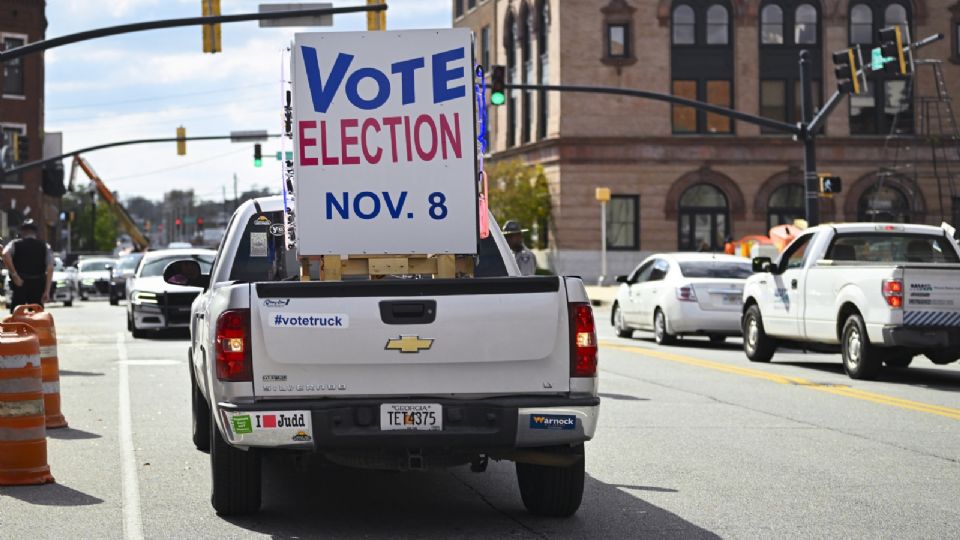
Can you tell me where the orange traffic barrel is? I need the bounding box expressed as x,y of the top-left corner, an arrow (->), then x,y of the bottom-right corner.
5,304 -> 67,428
0,321 -> 54,485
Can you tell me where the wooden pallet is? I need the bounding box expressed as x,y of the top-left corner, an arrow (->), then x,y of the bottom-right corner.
299,254 -> 475,281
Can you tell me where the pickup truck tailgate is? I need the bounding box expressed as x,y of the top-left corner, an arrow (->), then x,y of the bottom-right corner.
249,277 -> 570,397
903,265 -> 960,326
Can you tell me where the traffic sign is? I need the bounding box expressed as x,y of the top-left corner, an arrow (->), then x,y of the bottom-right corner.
258,3 -> 333,27
871,47 -> 891,71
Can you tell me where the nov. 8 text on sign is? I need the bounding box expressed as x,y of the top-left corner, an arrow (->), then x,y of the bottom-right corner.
292,30 -> 478,256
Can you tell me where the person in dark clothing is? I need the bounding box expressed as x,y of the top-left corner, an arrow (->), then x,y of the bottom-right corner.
2,219 -> 54,312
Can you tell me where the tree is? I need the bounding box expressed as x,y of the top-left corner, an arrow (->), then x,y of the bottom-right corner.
64,193 -> 119,252
485,160 -> 552,249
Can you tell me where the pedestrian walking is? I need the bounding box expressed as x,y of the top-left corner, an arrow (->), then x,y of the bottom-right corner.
502,220 -> 536,276
2,219 -> 54,312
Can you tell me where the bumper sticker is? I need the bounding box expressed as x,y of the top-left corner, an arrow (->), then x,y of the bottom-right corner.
529,414 -> 577,430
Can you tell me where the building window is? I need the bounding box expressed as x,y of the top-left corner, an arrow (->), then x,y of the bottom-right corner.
761,5 -> 784,44
767,183 -> 805,230
468,0 -> 476,9
607,24 -> 629,57
672,5 -> 696,44
607,195 -> 640,250
537,0 -> 550,139
848,2 -> 913,135
1,127 -> 24,183
953,197 -> 960,226
705,5 -> 729,45
2,36 -> 25,96
678,184 -> 729,251
859,184 -> 910,222
759,2 -> 821,134
671,1 -> 734,135
455,0 -> 464,18
850,4 -> 873,44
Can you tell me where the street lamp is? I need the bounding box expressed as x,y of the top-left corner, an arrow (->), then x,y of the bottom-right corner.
595,187 -> 611,286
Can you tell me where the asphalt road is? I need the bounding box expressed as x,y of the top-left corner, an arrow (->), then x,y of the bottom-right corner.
1,300 -> 958,539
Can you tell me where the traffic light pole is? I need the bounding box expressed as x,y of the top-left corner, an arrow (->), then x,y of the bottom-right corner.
799,50 -> 820,227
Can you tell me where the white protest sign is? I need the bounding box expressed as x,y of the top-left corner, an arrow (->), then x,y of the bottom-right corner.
292,29 -> 478,256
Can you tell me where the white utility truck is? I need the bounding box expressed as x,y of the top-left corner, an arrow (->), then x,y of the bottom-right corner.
742,222 -> 960,379
163,29 -> 599,518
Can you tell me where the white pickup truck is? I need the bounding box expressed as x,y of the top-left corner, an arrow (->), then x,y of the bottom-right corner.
741,222 -> 960,379
165,196 -> 599,517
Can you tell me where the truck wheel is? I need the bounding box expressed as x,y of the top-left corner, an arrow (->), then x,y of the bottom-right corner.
210,410 -> 261,516
612,304 -> 632,338
191,363 -> 211,453
742,305 -> 775,363
883,352 -> 914,369
654,309 -> 676,346
64,299 -> 73,307
841,314 -> 881,380
515,444 -> 585,517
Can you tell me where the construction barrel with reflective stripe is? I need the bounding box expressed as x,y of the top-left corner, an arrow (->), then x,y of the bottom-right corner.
5,304 -> 67,428
0,321 -> 54,485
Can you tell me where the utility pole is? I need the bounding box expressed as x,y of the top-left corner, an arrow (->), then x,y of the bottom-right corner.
233,173 -> 238,212
89,191 -> 96,251
799,50 -> 820,227
222,185 -> 227,224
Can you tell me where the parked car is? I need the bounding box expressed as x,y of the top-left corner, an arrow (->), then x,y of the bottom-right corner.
109,252 -> 144,305
612,253 -> 753,344
77,257 -> 117,300
126,249 -> 216,337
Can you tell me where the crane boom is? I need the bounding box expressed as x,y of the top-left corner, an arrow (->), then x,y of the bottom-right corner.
70,155 -> 150,251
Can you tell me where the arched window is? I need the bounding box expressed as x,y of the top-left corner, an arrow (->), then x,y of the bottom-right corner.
859,184 -> 910,222
794,4 -> 817,45
767,184 -> 805,229
537,0 -> 549,139
672,5 -> 695,44
678,184 -> 730,251
761,5 -> 784,45
671,1 -> 734,134
758,1 -> 822,134
505,11 -> 517,148
848,2 -> 913,135
850,4 -> 873,44
706,5 -> 729,45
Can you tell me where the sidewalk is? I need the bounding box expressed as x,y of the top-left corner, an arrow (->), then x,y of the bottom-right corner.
584,285 -> 617,307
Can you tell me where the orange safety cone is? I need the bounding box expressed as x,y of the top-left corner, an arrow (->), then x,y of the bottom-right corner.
5,304 -> 67,428
0,321 -> 54,485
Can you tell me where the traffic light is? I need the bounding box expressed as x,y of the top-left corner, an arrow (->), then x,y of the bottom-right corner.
196,216 -> 204,228
818,174 -> 842,196
42,160 -> 66,197
490,65 -> 506,106
832,46 -> 864,95
176,126 -> 186,156
878,26 -> 909,75
12,133 -> 28,163
175,217 -> 183,227
366,0 -> 386,31
201,0 -> 222,53
254,144 -> 263,167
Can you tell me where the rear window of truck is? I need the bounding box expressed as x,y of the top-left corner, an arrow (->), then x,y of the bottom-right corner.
826,233 -> 960,264
228,211 -> 507,281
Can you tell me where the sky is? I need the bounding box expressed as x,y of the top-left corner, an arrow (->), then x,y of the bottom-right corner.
45,0 -> 452,202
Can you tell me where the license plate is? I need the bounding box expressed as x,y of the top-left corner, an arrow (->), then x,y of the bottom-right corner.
380,403 -> 442,431
722,294 -> 741,305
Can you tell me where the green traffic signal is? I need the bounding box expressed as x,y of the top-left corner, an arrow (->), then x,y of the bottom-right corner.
254,158 -> 262,167
254,143 -> 262,167
490,91 -> 505,106
490,65 -> 506,107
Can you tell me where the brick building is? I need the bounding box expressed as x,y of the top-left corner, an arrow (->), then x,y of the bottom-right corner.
454,0 -> 960,281
0,0 -> 47,242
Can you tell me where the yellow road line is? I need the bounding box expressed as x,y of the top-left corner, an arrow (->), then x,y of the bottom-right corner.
601,340 -> 960,422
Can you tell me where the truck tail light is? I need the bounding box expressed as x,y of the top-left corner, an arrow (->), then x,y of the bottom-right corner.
882,279 -> 904,309
676,285 -> 698,302
569,302 -> 597,377
216,309 -> 252,381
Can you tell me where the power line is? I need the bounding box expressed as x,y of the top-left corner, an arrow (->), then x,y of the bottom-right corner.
46,82 -> 273,110
109,147 -> 250,181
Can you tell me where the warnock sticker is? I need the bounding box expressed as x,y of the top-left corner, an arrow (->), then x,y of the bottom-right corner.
529,414 -> 577,431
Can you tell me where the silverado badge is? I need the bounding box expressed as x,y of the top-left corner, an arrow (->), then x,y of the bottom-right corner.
385,336 -> 434,353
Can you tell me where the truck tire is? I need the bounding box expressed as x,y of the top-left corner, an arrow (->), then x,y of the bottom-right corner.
516,444 -> 585,517
654,309 -> 676,346
210,410 -> 261,516
612,304 -> 632,338
64,299 -> 73,307
742,305 -> 775,363
191,364 -> 211,453
841,314 -> 881,380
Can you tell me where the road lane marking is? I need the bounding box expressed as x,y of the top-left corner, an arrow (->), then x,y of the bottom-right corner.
118,360 -> 181,366
117,334 -> 144,540
601,341 -> 960,422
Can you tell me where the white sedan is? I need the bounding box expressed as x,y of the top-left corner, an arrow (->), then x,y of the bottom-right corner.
611,253 -> 753,345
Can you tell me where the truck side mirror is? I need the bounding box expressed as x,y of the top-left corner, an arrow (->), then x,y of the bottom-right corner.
752,256 -> 773,273
615,275 -> 629,284
163,259 -> 210,290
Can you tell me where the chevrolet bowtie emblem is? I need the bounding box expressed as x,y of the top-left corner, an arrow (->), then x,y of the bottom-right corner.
385,335 -> 434,353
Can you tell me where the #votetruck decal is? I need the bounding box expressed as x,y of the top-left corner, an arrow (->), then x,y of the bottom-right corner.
292,29 -> 478,256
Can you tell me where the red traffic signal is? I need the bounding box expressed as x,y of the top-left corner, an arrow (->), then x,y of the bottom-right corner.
175,218 -> 182,226
196,217 -> 204,226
